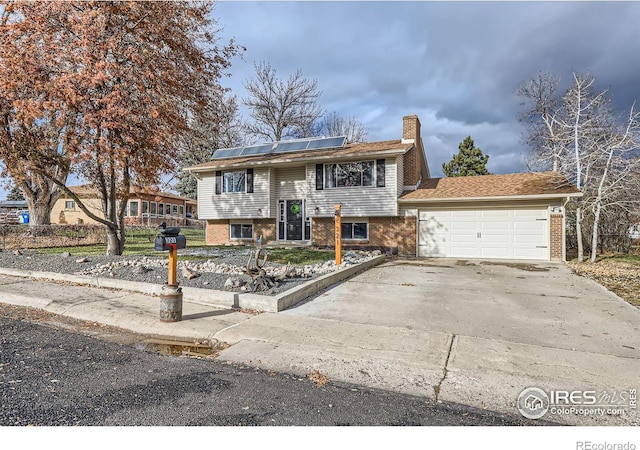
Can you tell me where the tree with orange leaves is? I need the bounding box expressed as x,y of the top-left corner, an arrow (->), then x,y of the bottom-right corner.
0,1 -> 242,254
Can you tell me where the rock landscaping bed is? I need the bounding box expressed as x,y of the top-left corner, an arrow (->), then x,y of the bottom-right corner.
567,259 -> 640,308
0,247 -> 382,296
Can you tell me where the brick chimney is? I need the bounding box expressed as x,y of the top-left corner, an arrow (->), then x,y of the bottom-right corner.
402,114 -> 422,187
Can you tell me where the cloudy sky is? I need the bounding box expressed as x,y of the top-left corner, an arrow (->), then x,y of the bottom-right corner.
2,1 -> 640,200
211,0 -> 640,177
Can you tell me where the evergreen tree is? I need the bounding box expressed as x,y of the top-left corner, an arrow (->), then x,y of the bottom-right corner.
442,136 -> 490,177
6,184 -> 25,201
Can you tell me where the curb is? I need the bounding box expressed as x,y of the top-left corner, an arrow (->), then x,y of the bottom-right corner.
0,255 -> 386,312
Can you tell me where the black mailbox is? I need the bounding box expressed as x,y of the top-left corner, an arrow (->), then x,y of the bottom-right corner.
154,227 -> 186,251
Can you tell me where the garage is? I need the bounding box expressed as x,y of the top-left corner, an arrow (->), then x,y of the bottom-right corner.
418,206 -> 550,260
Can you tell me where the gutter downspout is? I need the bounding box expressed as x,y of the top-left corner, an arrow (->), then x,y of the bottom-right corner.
562,196 -> 571,262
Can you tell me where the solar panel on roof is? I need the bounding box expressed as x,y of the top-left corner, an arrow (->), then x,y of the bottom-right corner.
240,143 -> 273,156
273,140 -> 309,153
210,136 -> 347,160
211,147 -> 243,159
306,136 -> 347,150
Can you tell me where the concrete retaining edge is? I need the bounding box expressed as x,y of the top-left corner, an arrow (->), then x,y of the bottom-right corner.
0,254 -> 386,312
251,254 -> 387,312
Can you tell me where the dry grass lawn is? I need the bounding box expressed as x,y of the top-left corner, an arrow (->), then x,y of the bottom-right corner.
567,256 -> 640,308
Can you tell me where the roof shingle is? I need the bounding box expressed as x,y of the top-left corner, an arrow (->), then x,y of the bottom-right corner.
400,172 -> 581,201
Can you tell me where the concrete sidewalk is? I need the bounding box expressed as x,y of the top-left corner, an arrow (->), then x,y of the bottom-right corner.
1,266 -> 639,426
0,274 -> 253,343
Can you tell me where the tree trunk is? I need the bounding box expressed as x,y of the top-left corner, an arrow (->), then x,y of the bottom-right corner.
24,197 -> 53,226
576,205 -> 584,262
590,149 -> 613,263
590,203 -> 602,263
106,226 -> 124,256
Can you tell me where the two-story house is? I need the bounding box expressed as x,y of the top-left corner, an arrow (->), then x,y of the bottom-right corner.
185,115 -> 581,261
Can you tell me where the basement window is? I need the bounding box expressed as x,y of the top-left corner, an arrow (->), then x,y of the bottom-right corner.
230,223 -> 253,240
341,222 -> 368,240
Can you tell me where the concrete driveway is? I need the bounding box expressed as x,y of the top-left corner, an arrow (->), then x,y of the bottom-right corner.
285,259 -> 640,358
214,258 -> 640,425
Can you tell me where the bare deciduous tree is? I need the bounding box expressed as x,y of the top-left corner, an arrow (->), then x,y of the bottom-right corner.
318,111 -> 368,143
175,94 -> 244,199
586,104 -> 640,262
243,62 -> 323,142
518,72 -> 568,172
519,71 -> 640,262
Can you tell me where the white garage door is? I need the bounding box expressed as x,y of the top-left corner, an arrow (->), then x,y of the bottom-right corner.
418,207 -> 550,260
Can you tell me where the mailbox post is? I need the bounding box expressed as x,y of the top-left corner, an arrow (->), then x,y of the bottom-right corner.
154,226 -> 186,322
334,204 -> 342,265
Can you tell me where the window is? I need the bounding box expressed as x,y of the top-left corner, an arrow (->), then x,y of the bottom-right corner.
230,223 -> 253,240
172,204 -> 178,216
341,222 -> 368,240
142,201 -> 149,215
64,201 -> 75,210
223,171 -> 246,193
129,201 -> 139,217
159,203 -> 164,216
150,202 -> 157,217
179,205 -> 184,217
325,162 -> 373,188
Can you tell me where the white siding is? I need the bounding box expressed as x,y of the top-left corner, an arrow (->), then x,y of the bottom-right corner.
197,168 -> 270,219
274,166 -> 307,200
396,155 -> 404,197
399,207 -> 418,217
307,158 -> 398,217
269,168 -> 277,219
196,157 -> 403,220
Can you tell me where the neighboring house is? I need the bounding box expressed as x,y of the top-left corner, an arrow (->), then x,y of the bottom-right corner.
0,200 -> 28,224
50,185 -> 196,226
629,224 -> 640,240
185,115 -> 581,261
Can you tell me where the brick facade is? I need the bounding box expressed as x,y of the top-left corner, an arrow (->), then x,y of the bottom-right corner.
253,218 -> 277,244
311,217 -> 334,247
402,115 -> 422,186
311,216 -> 417,256
206,215 -> 419,255
206,218 -> 276,246
550,213 -> 564,261
205,219 -> 230,245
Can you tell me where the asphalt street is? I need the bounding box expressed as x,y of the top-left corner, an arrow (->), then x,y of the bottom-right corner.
0,306 -> 533,426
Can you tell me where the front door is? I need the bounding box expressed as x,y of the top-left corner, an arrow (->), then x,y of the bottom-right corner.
286,200 -> 303,240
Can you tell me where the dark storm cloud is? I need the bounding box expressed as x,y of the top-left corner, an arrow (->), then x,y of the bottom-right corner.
215,1 -> 570,175
4,1 -> 638,198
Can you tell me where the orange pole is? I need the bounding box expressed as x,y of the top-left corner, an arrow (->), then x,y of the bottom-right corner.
168,245 -> 177,286
334,204 -> 342,265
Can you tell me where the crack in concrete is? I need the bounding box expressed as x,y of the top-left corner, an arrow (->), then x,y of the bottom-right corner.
433,333 -> 456,402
